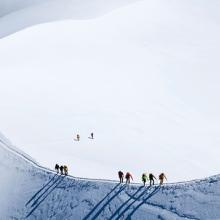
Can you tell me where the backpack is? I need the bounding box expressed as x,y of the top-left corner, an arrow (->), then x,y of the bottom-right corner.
149,173 -> 154,179
142,173 -> 147,181
125,173 -> 130,179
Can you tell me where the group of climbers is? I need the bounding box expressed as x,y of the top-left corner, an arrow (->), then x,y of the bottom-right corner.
74,132 -> 94,141
142,172 -> 167,185
142,173 -> 167,186
54,166 -> 167,185
118,171 -> 167,186
55,164 -> 68,175
118,171 -> 133,184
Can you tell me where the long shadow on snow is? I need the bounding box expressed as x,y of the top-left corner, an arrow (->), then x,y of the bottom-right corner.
125,186 -> 161,220
91,185 -> 127,220
109,186 -> 147,220
82,183 -> 125,220
25,173 -> 58,206
26,175 -> 66,218
112,186 -> 152,220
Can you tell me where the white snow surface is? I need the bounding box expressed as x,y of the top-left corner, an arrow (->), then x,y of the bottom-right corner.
0,0 -> 140,38
1,0 -> 220,182
1,133 -> 220,220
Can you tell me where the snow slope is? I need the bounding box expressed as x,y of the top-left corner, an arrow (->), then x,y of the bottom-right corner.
1,134 -> 220,220
0,0 -> 140,38
1,0 -> 220,182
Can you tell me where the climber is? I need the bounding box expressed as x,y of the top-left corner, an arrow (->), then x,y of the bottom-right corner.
77,134 -> 80,141
64,165 -> 68,175
60,165 -> 64,175
142,173 -> 148,186
159,173 -> 167,185
91,132 -> 94,139
125,172 -> 133,184
149,173 -> 156,186
55,164 -> 59,173
118,171 -> 124,183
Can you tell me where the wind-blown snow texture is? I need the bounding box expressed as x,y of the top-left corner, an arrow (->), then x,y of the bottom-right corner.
1,134 -> 220,220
